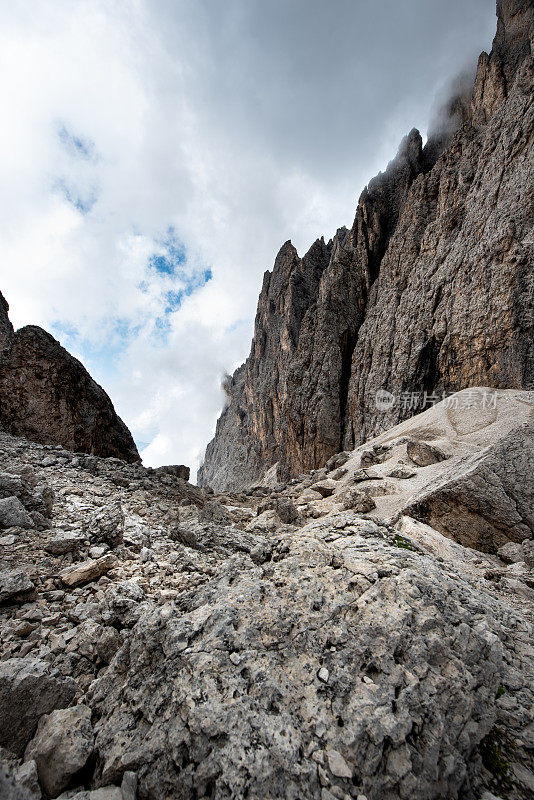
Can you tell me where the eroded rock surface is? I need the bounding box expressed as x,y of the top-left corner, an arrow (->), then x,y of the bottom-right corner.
0,293 -> 140,464
199,0 -> 534,491
0,391 -> 533,799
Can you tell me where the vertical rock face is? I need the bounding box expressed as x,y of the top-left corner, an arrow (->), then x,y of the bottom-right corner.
0,293 -> 140,463
199,0 -> 534,491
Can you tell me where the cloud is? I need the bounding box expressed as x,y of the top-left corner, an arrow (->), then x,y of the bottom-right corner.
0,0 -> 496,476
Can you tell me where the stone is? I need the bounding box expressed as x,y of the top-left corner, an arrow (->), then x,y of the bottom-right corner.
406,440 -> 449,467
87,501 -> 125,548
0,569 -> 36,604
0,658 -> 76,756
25,704 -> 94,797
0,471 -> 24,498
0,294 -> 140,463
198,499 -> 231,524
12,760 -> 40,800
317,667 -> 329,683
96,626 -> 123,664
45,530 -> 86,555
60,555 -> 118,587
403,403 -> 534,552
198,0 -> 534,491
326,749 -> 353,779
341,489 -> 376,513
311,480 -> 337,498
121,771 -> 138,800
387,465 -> 416,479
522,538 -> 534,568
245,509 -> 281,533
0,757 -> 35,800
0,497 -> 33,529
153,464 -> 190,481
497,541 -> 524,564
256,496 -> 298,524
56,788 -> 122,800
89,509 -> 507,800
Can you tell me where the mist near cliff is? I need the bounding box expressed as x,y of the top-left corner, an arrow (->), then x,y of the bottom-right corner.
0,0 -> 496,473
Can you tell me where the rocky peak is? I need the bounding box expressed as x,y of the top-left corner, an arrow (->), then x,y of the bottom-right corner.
199,0 -> 534,491
0,292 -> 14,365
0,294 -> 140,464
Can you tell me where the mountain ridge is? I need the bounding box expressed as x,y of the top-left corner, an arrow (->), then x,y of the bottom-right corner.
199,0 -> 534,491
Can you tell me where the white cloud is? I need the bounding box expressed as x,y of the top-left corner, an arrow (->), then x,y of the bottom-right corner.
0,0 -> 496,477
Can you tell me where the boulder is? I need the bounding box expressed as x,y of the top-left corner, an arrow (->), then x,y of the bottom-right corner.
497,542 -> 524,564
0,569 -> 36,604
0,497 -> 33,529
0,658 -> 76,756
0,757 -> 35,800
406,440 -> 449,467
153,464 -> 190,481
25,704 -> 94,797
60,555 -> 118,587
341,488 -> 376,513
45,530 -> 86,555
87,501 -> 124,548
310,479 -> 337,498
198,500 -> 231,524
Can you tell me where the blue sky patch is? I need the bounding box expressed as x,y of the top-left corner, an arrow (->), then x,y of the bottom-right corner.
148,227 -> 187,276
57,124 -> 96,160
55,178 -> 98,214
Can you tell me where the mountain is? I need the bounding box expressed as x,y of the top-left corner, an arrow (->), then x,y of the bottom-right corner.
199,0 -> 534,491
0,292 -> 140,463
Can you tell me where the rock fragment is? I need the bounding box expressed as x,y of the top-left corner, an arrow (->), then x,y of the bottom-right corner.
60,555 -> 118,587
0,658 -> 76,756
25,704 -> 94,797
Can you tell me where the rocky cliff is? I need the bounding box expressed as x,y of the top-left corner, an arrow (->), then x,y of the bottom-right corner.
0,293 -> 140,463
199,0 -> 534,491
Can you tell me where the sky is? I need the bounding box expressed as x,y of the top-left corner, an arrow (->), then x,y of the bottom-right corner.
0,0 -> 497,476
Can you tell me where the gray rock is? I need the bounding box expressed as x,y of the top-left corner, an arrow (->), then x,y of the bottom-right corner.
25,705 -> 94,797
198,500 -> 231,524
12,760 -> 40,800
90,515 -> 503,800
406,440 -> 448,468
0,497 -> 33,529
256,496 -> 298,524
310,480 -> 337,498
405,417 -> 534,552
522,538 -> 534,568
497,541 -> 524,564
0,658 -> 76,756
56,788 -> 122,800
0,472 -> 24,498
120,771 -> 137,800
45,531 -> 85,555
0,757 -> 35,800
341,488 -> 376,513
60,555 -> 118,587
87,501 -> 124,548
0,294 -> 140,464
0,569 -> 36,604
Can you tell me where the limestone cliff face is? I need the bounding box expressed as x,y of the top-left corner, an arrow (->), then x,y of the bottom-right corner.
0,293 -> 140,463
199,0 -> 534,491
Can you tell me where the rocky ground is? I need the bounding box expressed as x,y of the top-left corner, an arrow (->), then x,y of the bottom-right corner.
0,390 -> 533,800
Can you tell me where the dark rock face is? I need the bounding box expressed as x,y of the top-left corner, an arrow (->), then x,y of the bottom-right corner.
199,0 -> 534,491
0,294 -> 140,463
